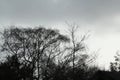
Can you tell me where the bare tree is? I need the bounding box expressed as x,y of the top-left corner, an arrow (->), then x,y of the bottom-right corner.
1,26 -> 70,80
59,23 -> 88,80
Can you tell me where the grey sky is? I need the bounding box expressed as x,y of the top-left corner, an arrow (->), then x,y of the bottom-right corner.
0,0 -> 120,26
1,0 -> 120,69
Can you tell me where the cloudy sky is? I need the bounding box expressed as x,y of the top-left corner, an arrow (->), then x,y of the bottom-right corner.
1,0 -> 120,69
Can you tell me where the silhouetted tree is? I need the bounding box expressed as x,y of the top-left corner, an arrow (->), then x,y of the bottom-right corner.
61,23 -> 94,80
0,54 -> 20,80
0,25 -> 98,80
110,51 -> 120,72
0,54 -> 33,80
1,26 -> 70,80
43,23 -> 97,80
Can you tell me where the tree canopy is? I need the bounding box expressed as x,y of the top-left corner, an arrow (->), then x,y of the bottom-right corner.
0,26 -> 97,80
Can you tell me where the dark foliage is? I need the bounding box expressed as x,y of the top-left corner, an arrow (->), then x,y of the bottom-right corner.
89,70 -> 120,80
0,54 -> 34,80
110,52 -> 120,72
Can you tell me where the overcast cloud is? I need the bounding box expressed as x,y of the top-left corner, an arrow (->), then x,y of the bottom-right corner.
0,0 -> 120,27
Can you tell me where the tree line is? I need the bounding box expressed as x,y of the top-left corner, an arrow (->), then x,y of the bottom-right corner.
0,25 -> 120,80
